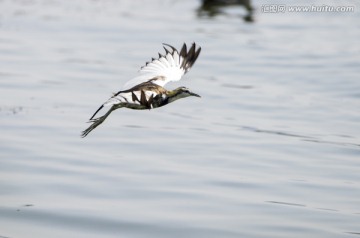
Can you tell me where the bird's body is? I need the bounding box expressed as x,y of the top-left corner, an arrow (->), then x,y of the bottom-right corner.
81,43 -> 201,137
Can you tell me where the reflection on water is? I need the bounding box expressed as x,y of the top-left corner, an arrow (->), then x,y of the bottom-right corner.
197,0 -> 254,22
0,0 -> 360,238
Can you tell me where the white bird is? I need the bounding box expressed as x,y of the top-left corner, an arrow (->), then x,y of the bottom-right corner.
81,43 -> 201,137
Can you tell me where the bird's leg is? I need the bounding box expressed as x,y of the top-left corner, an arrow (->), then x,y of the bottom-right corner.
81,104 -> 122,138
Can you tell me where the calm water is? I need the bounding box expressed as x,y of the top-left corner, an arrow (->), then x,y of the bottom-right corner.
1,0 -> 360,237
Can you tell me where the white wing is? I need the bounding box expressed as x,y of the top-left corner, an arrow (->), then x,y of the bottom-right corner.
122,43 -> 201,90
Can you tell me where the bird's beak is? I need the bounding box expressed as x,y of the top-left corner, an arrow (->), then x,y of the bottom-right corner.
190,92 -> 201,98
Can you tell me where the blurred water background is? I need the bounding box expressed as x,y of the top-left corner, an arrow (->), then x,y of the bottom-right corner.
0,0 -> 360,237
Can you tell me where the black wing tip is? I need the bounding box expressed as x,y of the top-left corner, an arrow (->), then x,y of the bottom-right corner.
162,43 -> 177,52
163,42 -> 201,54
141,42 -> 201,71
178,42 -> 201,72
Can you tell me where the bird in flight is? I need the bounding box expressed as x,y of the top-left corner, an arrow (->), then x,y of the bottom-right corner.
81,42 -> 201,137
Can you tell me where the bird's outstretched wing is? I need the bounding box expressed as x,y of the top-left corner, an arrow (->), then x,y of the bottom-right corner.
86,43 -> 201,122
122,43 -> 201,90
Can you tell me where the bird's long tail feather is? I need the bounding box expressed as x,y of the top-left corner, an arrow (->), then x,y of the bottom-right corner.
81,104 -> 121,138
89,104 -> 104,120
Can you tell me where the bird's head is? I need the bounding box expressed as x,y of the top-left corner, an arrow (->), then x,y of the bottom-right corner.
167,87 -> 201,103
172,86 -> 201,98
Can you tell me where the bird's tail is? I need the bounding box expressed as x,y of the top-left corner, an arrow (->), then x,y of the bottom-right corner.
89,96 -> 121,121
81,104 -> 121,138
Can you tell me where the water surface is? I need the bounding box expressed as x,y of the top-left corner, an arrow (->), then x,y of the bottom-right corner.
0,0 -> 360,237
